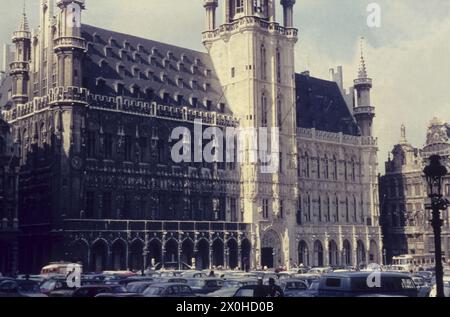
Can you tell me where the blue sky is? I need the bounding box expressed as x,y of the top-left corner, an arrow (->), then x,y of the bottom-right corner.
1,0 -> 450,169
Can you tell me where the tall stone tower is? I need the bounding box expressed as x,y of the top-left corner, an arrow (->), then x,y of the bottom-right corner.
353,39 -> 375,137
10,9 -> 31,105
202,0 -> 299,268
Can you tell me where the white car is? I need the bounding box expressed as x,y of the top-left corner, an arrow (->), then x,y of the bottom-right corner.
429,276 -> 450,297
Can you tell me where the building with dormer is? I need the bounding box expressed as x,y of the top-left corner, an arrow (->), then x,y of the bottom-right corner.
0,0 -> 382,273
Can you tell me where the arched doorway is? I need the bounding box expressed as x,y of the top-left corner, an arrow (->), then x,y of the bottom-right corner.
342,240 -> 352,266
0,240 -> 12,275
212,239 -> 224,268
196,239 -> 210,270
148,239 -> 162,268
298,240 -> 310,267
328,240 -> 339,267
313,240 -> 324,267
357,240 -> 366,266
91,240 -> 108,272
369,240 -> 379,263
241,239 -> 251,271
227,239 -> 238,269
181,239 -> 194,269
261,230 -> 281,268
164,239 -> 179,269
129,240 -> 143,272
69,240 -> 89,269
112,240 -> 127,271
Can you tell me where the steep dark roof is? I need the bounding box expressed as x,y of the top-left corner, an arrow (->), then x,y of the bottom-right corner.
295,73 -> 360,136
81,24 -> 226,112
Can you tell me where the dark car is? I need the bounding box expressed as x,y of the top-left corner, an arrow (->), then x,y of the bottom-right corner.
187,278 -> 224,295
72,285 -> 127,297
316,272 -> 418,297
0,279 -> 46,297
126,281 -> 155,294
233,285 -> 272,297
119,276 -> 154,287
143,283 -> 196,297
279,279 -> 309,297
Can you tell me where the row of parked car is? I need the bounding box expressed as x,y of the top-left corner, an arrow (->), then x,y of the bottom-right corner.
0,266 -> 446,297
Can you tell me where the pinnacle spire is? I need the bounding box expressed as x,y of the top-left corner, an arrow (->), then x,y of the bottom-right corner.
358,37 -> 368,79
400,124 -> 408,144
17,2 -> 30,33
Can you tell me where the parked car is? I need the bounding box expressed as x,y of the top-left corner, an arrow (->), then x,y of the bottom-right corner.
0,279 -> 47,297
118,276 -> 154,287
222,278 -> 258,288
181,271 -> 208,279
279,279 -> 309,297
187,278 -> 224,295
126,281 -> 155,294
414,271 -> 433,284
232,285 -> 272,297
316,272 -> 418,297
142,283 -> 195,297
72,285 -> 127,297
308,267 -> 333,276
412,276 -> 431,297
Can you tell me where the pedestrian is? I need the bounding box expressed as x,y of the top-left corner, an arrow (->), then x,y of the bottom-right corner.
254,278 -> 268,297
267,278 -> 284,297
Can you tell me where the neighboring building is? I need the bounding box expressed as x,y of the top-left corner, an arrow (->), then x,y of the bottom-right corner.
0,0 -> 382,273
380,119 -> 450,263
0,112 -> 19,275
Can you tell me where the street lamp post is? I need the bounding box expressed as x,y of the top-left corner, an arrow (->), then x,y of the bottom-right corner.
423,155 -> 448,298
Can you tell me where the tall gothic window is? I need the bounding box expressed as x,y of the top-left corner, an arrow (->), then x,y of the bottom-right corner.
261,45 -> 267,80
87,131 -> 96,158
307,195 -> 311,222
277,96 -> 282,127
351,158 -> 356,181
262,199 -> 269,219
335,195 -> 339,222
345,197 -> 350,223
261,93 -> 268,127
353,196 -> 358,222
297,196 -> 302,225
276,48 -> 281,83
318,196 -> 322,222
305,152 -> 310,178
333,156 -> 338,180
326,196 -> 331,222
325,155 -> 329,179
316,156 -> 320,179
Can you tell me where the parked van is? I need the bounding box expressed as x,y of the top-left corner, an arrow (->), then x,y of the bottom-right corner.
317,272 -> 418,297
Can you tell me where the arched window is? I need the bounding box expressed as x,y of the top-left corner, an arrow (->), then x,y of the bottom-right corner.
305,152 -> 310,178
316,156 -> 320,179
335,195 -> 339,223
296,196 -> 302,225
261,93 -> 268,127
324,155 -> 329,179
277,96 -> 282,127
353,195 -> 357,222
351,158 -> 356,182
307,195 -> 311,222
261,45 -> 267,80
276,48 -> 281,83
333,156 -> 338,180
345,197 -> 350,223
318,196 -> 322,222
344,160 -> 348,181
326,196 -> 331,222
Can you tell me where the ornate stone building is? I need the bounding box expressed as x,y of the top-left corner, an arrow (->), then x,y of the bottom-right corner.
380,119 -> 450,263
0,0 -> 382,273
0,113 -> 19,275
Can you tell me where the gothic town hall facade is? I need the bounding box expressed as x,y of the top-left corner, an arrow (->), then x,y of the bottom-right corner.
0,0 -> 382,274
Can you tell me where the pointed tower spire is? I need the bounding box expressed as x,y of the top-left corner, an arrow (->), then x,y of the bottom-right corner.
400,124 -> 408,144
358,37 -> 368,79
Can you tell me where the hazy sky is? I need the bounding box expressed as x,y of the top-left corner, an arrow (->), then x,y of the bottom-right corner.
1,0 -> 450,170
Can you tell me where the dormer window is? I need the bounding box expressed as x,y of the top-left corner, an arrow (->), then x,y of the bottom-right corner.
191,79 -> 198,89
177,95 -> 184,106
104,46 -> 112,57
132,66 -> 140,78
123,41 -> 131,51
117,64 -> 126,77
160,72 -> 167,83
163,58 -> 170,68
137,44 -> 145,53
191,65 -> 198,74
181,53 -> 188,63
177,62 -> 184,72
151,47 -> 159,56
205,69 -> 212,77
131,85 -> 141,98
119,49 -> 127,61
99,59 -> 108,68
147,69 -> 154,80
96,78 -> 106,90
109,37 -> 116,47
177,77 -> 184,88
116,83 -> 125,95
167,51 -> 174,59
